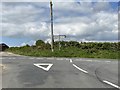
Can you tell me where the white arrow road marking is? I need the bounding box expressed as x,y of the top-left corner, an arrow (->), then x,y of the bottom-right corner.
103,80 -> 120,89
73,64 -> 88,74
34,63 -> 53,71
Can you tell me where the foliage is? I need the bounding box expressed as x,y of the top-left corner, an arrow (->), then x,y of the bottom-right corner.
36,40 -> 45,46
7,39 -> 120,59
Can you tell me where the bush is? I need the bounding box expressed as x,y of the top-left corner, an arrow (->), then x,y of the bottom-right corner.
36,40 -> 45,46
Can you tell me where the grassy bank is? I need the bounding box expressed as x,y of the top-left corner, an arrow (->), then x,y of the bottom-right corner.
7,46 -> 119,59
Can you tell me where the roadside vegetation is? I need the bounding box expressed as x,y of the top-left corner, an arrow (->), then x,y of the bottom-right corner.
6,40 -> 120,59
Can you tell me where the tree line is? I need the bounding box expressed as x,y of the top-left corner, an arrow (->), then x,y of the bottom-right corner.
9,40 -> 119,52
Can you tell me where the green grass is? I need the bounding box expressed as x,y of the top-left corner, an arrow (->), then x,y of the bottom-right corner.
7,46 -> 120,60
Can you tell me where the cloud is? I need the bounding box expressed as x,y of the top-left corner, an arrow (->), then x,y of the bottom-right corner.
2,21 -> 50,40
2,3 -> 46,24
53,10 -> 118,41
93,2 -> 111,12
1,1 -> 119,46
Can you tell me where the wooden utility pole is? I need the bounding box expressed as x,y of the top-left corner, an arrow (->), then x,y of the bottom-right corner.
50,0 -> 54,52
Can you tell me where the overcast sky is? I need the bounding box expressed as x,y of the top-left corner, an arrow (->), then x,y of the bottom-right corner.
0,0 -> 119,46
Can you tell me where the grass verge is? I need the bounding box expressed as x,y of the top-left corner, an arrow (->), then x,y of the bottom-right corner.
7,47 -> 120,60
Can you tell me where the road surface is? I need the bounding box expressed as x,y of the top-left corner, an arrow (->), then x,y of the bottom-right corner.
0,52 -> 119,89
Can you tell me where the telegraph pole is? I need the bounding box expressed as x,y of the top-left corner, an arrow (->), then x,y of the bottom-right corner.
50,0 -> 54,52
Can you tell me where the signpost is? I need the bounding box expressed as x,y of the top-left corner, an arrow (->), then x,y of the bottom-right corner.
50,1 -> 66,51
54,35 -> 66,50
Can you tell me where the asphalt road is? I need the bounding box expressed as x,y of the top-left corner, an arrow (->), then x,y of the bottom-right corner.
1,52 -> 119,89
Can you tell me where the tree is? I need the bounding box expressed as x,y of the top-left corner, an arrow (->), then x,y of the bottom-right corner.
68,41 -> 80,47
36,40 -> 45,46
45,43 -> 51,49
25,44 -> 30,47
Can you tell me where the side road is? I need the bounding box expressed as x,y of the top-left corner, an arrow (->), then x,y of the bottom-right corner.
0,52 -> 21,57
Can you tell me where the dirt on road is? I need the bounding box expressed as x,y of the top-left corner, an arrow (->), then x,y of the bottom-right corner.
0,52 -> 21,57
0,64 -> 6,70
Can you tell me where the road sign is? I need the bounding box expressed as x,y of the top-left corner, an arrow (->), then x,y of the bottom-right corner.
53,35 -> 66,50
54,35 -> 66,39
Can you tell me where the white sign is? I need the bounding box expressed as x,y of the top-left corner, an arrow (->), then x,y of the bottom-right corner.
54,35 -> 66,39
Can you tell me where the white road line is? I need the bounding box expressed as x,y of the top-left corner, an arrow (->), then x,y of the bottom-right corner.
47,58 -> 53,60
105,61 -> 111,63
36,58 -> 42,59
73,64 -> 88,74
70,59 -> 73,63
39,58 -> 44,59
103,80 -> 120,89
86,60 -> 93,62
58,58 -> 64,60
74,59 -> 111,63
66,58 -> 69,60
56,58 -> 62,60
11,58 -> 15,59
17,58 -> 24,59
4,57 -> 16,59
29,58 -> 35,59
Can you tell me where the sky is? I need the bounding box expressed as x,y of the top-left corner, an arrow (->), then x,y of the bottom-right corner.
0,0 -> 119,47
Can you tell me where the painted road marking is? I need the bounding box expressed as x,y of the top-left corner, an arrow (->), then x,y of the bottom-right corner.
70,59 -> 73,63
55,58 -> 65,61
36,58 -> 43,59
75,59 -> 111,63
9,57 -> 15,59
56,58 -> 61,60
105,61 -> 111,63
57,58 -> 64,60
11,58 -> 15,59
86,60 -> 93,62
103,80 -> 120,89
73,64 -> 88,74
34,63 -> 53,71
66,58 -> 69,60
47,58 -> 54,60
29,58 -> 35,59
